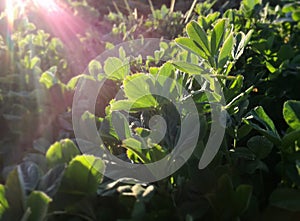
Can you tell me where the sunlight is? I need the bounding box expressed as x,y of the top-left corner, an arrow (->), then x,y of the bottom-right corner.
5,0 -> 26,28
6,0 -> 15,27
4,0 -> 88,66
32,0 -> 60,12
5,0 -> 26,45
6,0 -> 60,22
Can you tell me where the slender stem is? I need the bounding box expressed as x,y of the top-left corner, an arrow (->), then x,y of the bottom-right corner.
20,208 -> 31,221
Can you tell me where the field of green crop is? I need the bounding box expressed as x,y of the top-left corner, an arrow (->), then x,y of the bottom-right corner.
0,0 -> 299,220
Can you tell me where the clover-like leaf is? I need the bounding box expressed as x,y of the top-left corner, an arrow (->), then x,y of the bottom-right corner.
186,21 -> 210,56
104,57 -> 129,81
218,33 -> 234,70
60,155 -> 105,195
46,139 -> 80,167
247,136 -> 273,159
283,100 -> 300,130
243,106 -> 281,145
25,191 -> 52,221
175,37 -> 208,59
211,19 -> 226,56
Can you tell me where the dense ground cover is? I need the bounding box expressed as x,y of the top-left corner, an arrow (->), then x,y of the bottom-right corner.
0,0 -> 299,220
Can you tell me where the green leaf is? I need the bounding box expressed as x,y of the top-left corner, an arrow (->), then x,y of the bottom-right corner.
270,188 -> 300,212
157,62 -> 176,78
119,46 -> 126,59
18,162 -> 41,194
111,111 -> 132,140
247,136 -> 273,159
0,185 -> 8,219
282,129 -> 300,147
61,155 -> 105,195
78,111 -> 104,141
283,100 -> 300,130
218,33 -> 234,69
233,185 -> 253,215
104,57 -> 129,81
88,60 -> 102,77
225,86 -> 253,110
126,149 -> 141,163
175,37 -> 208,59
123,74 -> 158,108
243,106 -> 281,145
46,139 -> 80,167
147,143 -> 167,162
110,100 -> 156,112
4,168 -> 26,220
186,21 -> 210,56
243,29 -> 253,46
135,128 -> 151,138
171,61 -> 206,75
29,56 -> 41,69
123,138 -> 149,163
26,191 -> 52,221
210,19 -> 226,56
125,135 -> 166,163
39,66 -> 58,89
207,174 -> 253,218
242,0 -> 261,12
67,74 -> 95,90
198,12 -> 220,29
292,11 -> 300,21
282,3 -> 299,13
37,165 -> 65,197
237,124 -> 252,139
231,147 -> 256,160
228,74 -> 244,95
234,30 -> 253,60
265,61 -> 276,73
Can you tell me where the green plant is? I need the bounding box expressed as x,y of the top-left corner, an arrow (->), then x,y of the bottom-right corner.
0,0 -> 299,220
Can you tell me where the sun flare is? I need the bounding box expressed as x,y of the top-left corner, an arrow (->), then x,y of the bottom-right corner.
5,0 -> 60,21
31,0 -> 60,12
5,0 -> 60,28
5,0 -> 25,27
6,0 -> 14,26
4,0 -> 87,50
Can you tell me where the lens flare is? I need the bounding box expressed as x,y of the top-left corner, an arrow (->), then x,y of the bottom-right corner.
32,0 -> 60,12
4,0 -> 90,76
6,0 -> 15,27
6,0 -> 26,29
